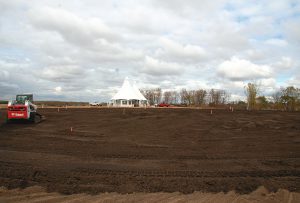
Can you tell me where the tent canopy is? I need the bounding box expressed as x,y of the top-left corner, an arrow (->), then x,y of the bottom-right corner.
111,78 -> 147,101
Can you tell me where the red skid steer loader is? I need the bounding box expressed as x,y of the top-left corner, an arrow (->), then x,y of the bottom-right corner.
7,94 -> 45,123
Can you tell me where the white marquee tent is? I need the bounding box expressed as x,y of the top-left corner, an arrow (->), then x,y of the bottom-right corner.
110,78 -> 148,107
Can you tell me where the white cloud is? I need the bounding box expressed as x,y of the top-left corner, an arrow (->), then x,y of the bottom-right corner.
260,78 -> 276,87
156,38 -> 207,62
142,56 -> 183,76
287,74 -> 300,87
28,6 -> 119,46
54,86 -> 62,93
0,0 -> 299,101
0,0 -> 23,14
231,94 -> 246,101
39,65 -> 86,82
284,18 -> 300,45
152,0 -> 225,16
265,38 -> 288,47
0,82 -> 19,101
185,79 -> 212,90
217,57 -> 272,81
259,78 -> 277,94
244,49 -> 265,61
197,18 -> 249,53
273,57 -> 294,70
0,70 -> 10,80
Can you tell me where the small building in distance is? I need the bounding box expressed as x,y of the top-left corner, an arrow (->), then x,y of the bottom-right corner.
110,78 -> 148,107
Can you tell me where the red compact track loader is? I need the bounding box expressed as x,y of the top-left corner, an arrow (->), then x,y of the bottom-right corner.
7,94 -> 45,123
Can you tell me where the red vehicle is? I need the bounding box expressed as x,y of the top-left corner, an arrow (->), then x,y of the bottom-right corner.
7,94 -> 45,123
158,102 -> 170,107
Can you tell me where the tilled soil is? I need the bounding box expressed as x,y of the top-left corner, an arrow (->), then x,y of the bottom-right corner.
0,108 -> 299,195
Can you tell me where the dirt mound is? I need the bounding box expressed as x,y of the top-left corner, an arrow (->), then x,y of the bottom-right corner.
1,186 -> 300,203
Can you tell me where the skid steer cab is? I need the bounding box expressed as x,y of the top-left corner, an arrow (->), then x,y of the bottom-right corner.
7,94 -> 45,123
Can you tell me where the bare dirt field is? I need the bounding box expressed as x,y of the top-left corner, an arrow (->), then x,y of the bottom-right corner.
0,108 -> 299,197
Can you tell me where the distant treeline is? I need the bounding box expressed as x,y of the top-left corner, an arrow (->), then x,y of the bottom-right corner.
246,85 -> 300,111
35,101 -> 89,107
0,100 -> 8,104
141,85 -> 300,111
140,88 -> 230,106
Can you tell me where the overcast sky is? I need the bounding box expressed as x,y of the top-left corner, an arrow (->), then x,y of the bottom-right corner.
0,0 -> 299,102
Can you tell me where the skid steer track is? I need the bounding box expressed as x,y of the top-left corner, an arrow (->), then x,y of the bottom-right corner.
30,112 -> 46,123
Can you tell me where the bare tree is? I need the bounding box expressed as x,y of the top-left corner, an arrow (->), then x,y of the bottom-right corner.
187,90 -> 195,105
256,96 -> 268,110
163,91 -> 172,104
180,89 -> 188,104
209,89 -> 220,106
153,88 -> 162,104
170,91 -> 179,104
280,86 -> 300,111
209,89 -> 216,105
180,89 -> 194,106
141,88 -> 168,105
208,89 -> 230,106
141,89 -> 154,105
194,89 -> 207,106
272,89 -> 283,110
272,90 -> 282,103
221,90 -> 230,104
245,83 -> 259,110
141,85 -> 300,110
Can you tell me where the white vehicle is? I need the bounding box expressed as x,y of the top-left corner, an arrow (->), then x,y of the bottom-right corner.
90,102 -> 101,106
